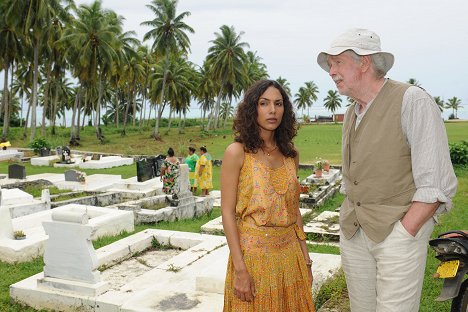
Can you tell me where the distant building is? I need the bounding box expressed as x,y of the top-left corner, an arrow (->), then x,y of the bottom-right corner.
334,114 -> 344,122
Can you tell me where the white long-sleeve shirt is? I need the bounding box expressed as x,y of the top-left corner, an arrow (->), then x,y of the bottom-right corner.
341,81 -> 458,216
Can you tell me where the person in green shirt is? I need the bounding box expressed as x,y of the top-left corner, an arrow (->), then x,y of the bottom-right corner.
185,147 -> 199,192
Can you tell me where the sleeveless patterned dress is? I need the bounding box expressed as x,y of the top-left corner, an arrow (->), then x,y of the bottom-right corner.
223,153 -> 315,312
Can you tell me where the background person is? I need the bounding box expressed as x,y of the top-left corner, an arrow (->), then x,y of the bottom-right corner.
317,28 -> 457,311
160,147 -> 180,195
195,146 -> 213,196
221,79 -> 315,311
185,146 -> 199,192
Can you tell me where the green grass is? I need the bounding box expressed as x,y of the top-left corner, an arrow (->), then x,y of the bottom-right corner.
0,258 -> 48,312
1,121 -> 467,311
6,121 -> 466,164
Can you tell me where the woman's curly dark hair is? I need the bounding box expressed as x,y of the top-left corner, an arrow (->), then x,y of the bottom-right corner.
233,79 -> 297,158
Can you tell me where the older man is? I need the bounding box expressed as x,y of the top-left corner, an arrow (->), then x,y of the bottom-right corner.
317,28 -> 457,311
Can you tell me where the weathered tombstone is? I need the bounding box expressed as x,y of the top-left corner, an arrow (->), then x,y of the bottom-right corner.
38,210 -> 109,296
40,147 -> 51,157
8,164 -> 26,179
42,189 -> 51,210
91,154 -> 101,161
136,158 -> 155,182
154,154 -> 166,177
64,169 -> 80,182
56,146 -> 62,157
61,146 -> 71,164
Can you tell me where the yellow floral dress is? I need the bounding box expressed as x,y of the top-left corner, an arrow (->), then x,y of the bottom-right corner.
195,153 -> 213,189
223,153 -> 315,312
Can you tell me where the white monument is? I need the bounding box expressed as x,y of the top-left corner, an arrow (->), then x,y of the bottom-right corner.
0,187 -> 14,239
38,210 -> 109,296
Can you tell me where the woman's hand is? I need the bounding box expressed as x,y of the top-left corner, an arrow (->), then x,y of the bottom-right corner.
307,267 -> 314,286
234,269 -> 256,302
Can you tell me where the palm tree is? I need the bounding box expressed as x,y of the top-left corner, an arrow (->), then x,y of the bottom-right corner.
407,78 -> 421,87
0,3 -> 23,140
446,96 -> 461,119
196,61 -> 215,126
142,0 -> 194,139
294,87 -> 308,116
323,90 -> 342,122
5,0 -> 71,141
206,25 -> 249,130
242,51 -> 268,90
60,1 -> 121,142
219,102 -> 234,121
276,76 -> 291,97
433,96 -> 445,113
304,81 -> 319,117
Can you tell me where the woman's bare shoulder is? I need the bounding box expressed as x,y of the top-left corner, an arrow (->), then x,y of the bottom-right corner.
223,142 -> 245,163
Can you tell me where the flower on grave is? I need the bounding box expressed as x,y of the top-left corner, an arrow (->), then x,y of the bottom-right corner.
77,171 -> 87,183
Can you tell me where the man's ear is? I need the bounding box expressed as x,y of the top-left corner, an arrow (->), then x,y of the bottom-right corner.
360,55 -> 372,72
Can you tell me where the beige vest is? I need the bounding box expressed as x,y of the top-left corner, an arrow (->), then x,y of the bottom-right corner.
341,80 -> 416,243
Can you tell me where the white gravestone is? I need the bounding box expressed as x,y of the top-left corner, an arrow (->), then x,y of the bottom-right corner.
38,210 -> 109,296
175,164 -> 191,199
0,188 -> 14,239
41,189 -> 51,210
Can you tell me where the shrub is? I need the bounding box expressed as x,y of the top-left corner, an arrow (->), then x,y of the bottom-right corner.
28,138 -> 51,153
449,141 -> 468,165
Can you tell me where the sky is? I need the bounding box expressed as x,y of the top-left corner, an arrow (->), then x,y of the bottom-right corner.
75,0 -> 468,119
4,0 -> 468,120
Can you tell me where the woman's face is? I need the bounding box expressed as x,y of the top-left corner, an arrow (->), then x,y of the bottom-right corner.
256,86 -> 284,133
188,149 -> 193,155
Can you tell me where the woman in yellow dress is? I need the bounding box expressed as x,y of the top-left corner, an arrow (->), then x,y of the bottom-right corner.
195,146 -> 213,196
221,80 -> 315,311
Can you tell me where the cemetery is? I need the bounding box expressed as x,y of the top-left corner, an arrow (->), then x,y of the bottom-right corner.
0,146 -> 344,311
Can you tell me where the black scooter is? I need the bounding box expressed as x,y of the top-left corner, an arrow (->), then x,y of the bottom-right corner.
429,230 -> 468,312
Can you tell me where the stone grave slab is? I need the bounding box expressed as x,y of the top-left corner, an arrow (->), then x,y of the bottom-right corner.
78,156 -> 133,169
0,149 -> 24,161
30,155 -> 60,166
8,164 -> 26,179
10,229 -> 341,312
0,204 -> 134,263
0,188 -> 48,218
55,174 -> 122,192
26,173 -> 65,184
303,211 -> 340,240
305,168 -> 341,184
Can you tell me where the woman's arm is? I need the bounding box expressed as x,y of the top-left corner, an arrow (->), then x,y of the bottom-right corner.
294,150 -> 313,283
221,143 -> 255,302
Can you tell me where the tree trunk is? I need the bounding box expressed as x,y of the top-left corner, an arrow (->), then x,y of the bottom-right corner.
177,110 -> 183,134
30,42 -> 40,142
167,107 -> 173,131
23,100 -> 31,139
154,102 -> 166,139
222,97 -> 232,129
41,62 -> 52,137
153,50 -> 169,140
139,86 -> 146,130
1,63 -> 10,141
132,88 -> 137,127
147,102 -> 153,126
95,79 -> 103,141
122,90 -> 132,135
212,77 -> 226,129
51,87 -> 59,134
70,86 -> 80,145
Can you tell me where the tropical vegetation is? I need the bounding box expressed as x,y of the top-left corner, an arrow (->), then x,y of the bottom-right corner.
0,0 -> 464,147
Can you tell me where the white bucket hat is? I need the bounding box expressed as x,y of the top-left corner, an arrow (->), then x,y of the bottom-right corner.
317,28 -> 394,73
